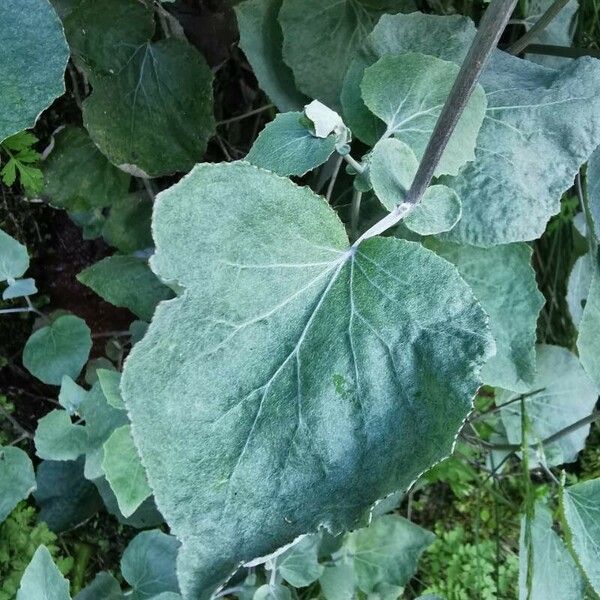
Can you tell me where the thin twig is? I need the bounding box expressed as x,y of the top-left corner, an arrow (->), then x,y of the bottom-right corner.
326,154 -> 344,201
354,0 -> 518,246
519,43 -> 600,58
507,0 -> 572,55
217,104 -> 274,127
0,404 -> 32,439
350,190 -> 363,242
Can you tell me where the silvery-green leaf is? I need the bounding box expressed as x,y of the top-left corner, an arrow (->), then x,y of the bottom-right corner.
497,345 -> 598,466
82,39 -> 215,178
34,458 -> 102,533
562,478 -> 600,594
276,534 -> 323,587
2,277 -> 36,300
64,0 -> 154,77
361,53 -> 486,177
35,409 -> 88,461
404,187 -> 461,236
587,145 -> 600,236
279,0 -> 412,110
121,162 -> 493,598
568,252 -> 594,327
79,383 -> 129,481
245,112 -> 336,176
369,138 -> 418,211
77,256 -> 173,322
319,562 -> 356,600
428,242 -> 544,391
16,545 -> 70,600
121,530 -> 181,599
341,12 -> 476,146
23,315 -> 92,386
577,264 -> 600,389
342,515 -> 434,595
235,0 -> 307,112
0,446 -> 36,523
58,375 -> 87,414
519,502 -> 584,600
97,369 -> 125,410
446,51 -> 600,246
43,127 -> 130,211
0,0 -> 69,142
253,585 -> 291,600
129,320 -> 149,345
102,425 -> 151,518
0,228 -> 29,281
304,100 -> 349,144
74,572 -> 123,600
524,0 -> 578,69
102,193 -> 153,254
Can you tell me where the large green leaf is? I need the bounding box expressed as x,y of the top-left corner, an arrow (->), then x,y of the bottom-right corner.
428,241 -> 544,391
23,315 -> 92,386
35,409 -> 88,461
43,127 -> 130,211
102,425 -> 151,518
341,12 -> 476,146
497,345 -> 598,467
235,0 -> 307,111
16,545 -> 71,600
562,478 -> 600,594
246,112 -> 337,176
519,503 -> 584,600
0,0 -> 69,142
34,458 -> 103,533
361,53 -> 486,177
342,12 -> 600,246
121,530 -> 181,599
279,0 -> 411,110
77,255 -> 173,321
0,446 -> 36,523
64,0 -> 154,77
121,162 -> 493,598
0,228 -> 29,281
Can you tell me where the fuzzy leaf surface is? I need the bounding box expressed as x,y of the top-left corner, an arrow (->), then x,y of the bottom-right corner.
562,478 -> 600,594
0,446 -> 36,523
16,545 -> 70,600
121,162 -> 493,598
361,53 -> 486,177
35,409 -> 88,461
0,228 -> 29,281
0,0 -> 69,142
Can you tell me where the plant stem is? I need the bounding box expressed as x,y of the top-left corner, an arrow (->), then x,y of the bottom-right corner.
354,0 -> 518,246
343,153 -> 365,174
350,190 -> 363,241
326,155 -> 344,201
519,43 -> 600,58
217,104 -> 274,126
507,0 -> 571,55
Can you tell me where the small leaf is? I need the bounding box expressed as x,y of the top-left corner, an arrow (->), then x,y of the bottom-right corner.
77,256 -> 173,322
102,193 -> 153,254
246,112 -> 337,176
276,534 -> 323,587
567,252 -> 594,328
79,383 -> 128,481
497,345 -> 598,467
0,0 -> 69,142
58,375 -> 87,415
34,458 -> 103,533
562,478 -> 600,594
23,315 -> 92,386
304,100 -> 349,143
43,127 -> 130,211
253,585 -> 292,600
35,409 -> 88,461
0,446 -> 36,523
519,502 -> 584,600
73,572 -> 122,600
235,0 -> 307,112
16,545 -> 71,600
2,277 -> 37,300
102,425 -> 152,518
121,530 -> 180,599
361,53 -> 486,177
319,562 -> 356,600
97,369 -> 125,410
0,228 -> 29,281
